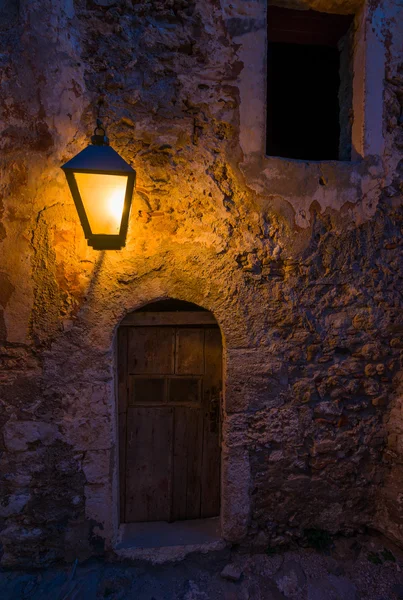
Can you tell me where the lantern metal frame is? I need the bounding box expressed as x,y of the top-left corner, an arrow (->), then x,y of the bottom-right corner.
62,121 -> 136,250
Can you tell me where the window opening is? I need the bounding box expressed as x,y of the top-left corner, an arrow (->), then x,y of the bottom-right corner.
266,6 -> 354,161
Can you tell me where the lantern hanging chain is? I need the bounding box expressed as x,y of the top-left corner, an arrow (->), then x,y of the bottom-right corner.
95,96 -> 106,136
91,96 -> 109,146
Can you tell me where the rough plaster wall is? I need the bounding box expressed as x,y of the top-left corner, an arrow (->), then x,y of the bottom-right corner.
0,0 -> 402,567
373,0 -> 403,547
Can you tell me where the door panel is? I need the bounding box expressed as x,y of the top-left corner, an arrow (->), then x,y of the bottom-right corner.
175,328 -> 205,375
130,376 -> 166,405
168,377 -> 201,405
120,320 -> 222,523
127,326 -> 175,374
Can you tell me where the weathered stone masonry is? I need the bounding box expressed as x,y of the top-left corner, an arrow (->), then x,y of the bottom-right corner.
0,0 -> 403,567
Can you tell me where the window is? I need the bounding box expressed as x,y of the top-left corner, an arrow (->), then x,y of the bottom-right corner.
266,6 -> 354,161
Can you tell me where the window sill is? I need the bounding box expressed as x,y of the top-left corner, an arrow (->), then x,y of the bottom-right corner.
264,154 -> 360,165
240,153 -> 383,228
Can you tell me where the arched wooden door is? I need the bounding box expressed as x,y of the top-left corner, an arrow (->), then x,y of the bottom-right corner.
118,308 -> 222,523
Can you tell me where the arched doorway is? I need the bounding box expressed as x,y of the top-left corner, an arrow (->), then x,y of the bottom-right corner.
117,300 -> 222,524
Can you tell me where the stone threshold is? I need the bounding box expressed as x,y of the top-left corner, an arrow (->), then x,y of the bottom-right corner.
114,517 -> 226,563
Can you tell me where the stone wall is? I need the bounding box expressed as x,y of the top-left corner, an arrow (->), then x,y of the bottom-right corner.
0,0 -> 402,567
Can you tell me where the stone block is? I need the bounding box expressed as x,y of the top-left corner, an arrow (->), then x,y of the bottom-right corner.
0,524 -> 45,544
84,483 -> 112,535
221,446 -> 251,542
83,449 -> 111,484
225,349 -> 288,413
61,417 -> 113,451
3,421 -> 59,452
0,492 -> 30,517
64,520 -> 95,562
275,560 -> 306,597
307,575 -> 357,600
220,563 -> 243,581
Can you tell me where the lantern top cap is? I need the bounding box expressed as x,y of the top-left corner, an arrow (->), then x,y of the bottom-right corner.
61,144 -> 135,174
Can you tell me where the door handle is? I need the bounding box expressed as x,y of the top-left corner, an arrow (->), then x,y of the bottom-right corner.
209,395 -> 219,433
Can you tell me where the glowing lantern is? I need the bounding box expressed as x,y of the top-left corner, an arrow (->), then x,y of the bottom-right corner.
62,120 -> 136,249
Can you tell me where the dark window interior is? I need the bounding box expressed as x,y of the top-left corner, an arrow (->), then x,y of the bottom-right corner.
267,7 -> 354,161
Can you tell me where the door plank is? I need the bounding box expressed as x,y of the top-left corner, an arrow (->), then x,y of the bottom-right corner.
125,407 -> 173,522
117,327 -> 128,413
201,328 -> 222,518
128,326 -> 175,374
171,407 -> 203,521
185,407 -> 203,519
175,328 -> 205,375
171,407 -> 188,521
117,327 -> 128,522
119,413 -> 127,523
149,407 -> 174,521
125,407 -> 150,522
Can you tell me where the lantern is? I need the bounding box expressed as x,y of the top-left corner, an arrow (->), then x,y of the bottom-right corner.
62,120 -> 136,249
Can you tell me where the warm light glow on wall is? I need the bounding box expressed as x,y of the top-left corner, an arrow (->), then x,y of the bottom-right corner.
74,173 -> 128,235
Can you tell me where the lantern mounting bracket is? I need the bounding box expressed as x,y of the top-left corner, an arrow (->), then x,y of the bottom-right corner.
91,118 -> 110,146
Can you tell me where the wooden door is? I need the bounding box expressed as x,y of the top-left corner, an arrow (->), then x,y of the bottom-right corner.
118,312 -> 222,523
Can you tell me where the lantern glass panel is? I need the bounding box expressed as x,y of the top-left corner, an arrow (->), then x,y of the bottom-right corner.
74,172 -> 128,235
